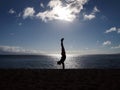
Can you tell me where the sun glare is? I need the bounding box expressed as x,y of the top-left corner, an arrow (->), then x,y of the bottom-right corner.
53,6 -> 74,22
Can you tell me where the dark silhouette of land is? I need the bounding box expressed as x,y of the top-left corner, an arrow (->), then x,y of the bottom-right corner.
57,38 -> 66,69
0,69 -> 120,90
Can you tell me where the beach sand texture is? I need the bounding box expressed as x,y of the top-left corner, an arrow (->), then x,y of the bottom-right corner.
0,69 -> 120,90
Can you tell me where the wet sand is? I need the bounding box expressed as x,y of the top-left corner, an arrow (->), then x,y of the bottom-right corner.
0,69 -> 120,90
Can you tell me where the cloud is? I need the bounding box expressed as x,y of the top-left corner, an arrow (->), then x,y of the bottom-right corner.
105,27 -> 117,33
105,27 -> 120,34
23,7 -> 35,19
17,13 -> 22,17
10,33 -> 14,36
84,6 -> 100,20
84,14 -> 95,20
103,41 -> 111,46
18,23 -> 22,26
9,8 -> 16,14
111,45 -> 120,49
36,0 -> 88,22
118,28 -> 120,34
0,46 -> 40,55
40,3 -> 44,8
93,6 -> 100,13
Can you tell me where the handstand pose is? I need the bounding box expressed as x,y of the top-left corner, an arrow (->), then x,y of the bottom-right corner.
57,38 -> 66,69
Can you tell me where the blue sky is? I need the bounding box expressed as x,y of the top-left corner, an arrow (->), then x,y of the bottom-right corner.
0,0 -> 120,55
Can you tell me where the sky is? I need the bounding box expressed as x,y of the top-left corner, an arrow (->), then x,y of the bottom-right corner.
0,0 -> 120,55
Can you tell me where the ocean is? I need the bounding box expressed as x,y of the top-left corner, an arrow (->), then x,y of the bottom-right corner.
0,54 -> 120,69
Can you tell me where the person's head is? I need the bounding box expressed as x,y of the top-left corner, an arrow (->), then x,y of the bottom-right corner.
57,61 -> 61,65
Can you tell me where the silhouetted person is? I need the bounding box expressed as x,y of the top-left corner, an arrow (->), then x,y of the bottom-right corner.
57,38 -> 66,69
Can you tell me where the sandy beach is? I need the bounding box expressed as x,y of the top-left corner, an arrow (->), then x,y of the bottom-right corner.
0,69 -> 120,90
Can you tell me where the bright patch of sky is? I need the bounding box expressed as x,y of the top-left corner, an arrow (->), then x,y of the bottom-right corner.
0,0 -> 120,55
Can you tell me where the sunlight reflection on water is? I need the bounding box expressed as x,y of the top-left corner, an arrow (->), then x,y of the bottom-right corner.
0,54 -> 120,69
52,54 -> 81,69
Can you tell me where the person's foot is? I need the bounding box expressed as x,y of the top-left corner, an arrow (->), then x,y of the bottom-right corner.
61,38 -> 64,42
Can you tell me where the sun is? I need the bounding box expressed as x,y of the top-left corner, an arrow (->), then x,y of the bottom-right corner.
53,6 -> 74,22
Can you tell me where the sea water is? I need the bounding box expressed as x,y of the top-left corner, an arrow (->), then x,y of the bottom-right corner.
0,54 -> 120,69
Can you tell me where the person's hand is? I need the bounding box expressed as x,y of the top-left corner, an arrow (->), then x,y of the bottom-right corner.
61,38 -> 64,42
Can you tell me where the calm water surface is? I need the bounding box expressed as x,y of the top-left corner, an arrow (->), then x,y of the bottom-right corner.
0,54 -> 120,69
